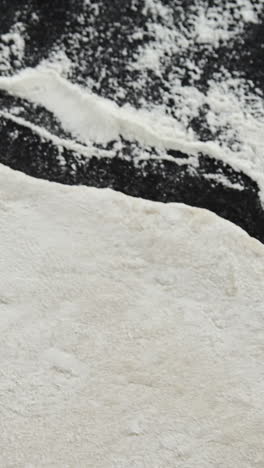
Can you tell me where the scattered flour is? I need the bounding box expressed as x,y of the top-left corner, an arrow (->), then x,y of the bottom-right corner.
129,0 -> 261,75
0,22 -> 25,73
40,50 -> 73,77
194,0 -> 259,45
1,65 -> 264,203
0,1 -> 263,202
0,163 -> 264,467
203,173 -> 245,191
1,1 -> 264,203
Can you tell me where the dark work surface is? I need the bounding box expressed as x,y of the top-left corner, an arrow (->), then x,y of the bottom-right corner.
0,0 -> 264,243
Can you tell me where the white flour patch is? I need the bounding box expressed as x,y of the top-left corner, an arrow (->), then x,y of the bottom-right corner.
0,164 -> 263,467
1,66 -> 264,203
203,173 -> 245,191
194,0 -> 259,46
40,50 -> 73,77
129,0 -> 261,78
0,22 -> 25,73
1,1 -> 264,203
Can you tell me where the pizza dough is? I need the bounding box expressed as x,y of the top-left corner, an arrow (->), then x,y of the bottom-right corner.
0,164 -> 263,467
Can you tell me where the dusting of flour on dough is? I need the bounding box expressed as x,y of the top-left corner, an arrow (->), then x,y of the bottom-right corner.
0,163 -> 264,467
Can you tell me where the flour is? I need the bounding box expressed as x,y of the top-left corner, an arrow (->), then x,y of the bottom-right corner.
0,22 -> 25,73
129,0 -> 261,78
40,50 -> 73,77
0,1 -> 263,203
194,0 -> 259,45
0,1 -> 263,206
203,173 -> 245,191
0,163 -> 264,467
1,65 -> 264,204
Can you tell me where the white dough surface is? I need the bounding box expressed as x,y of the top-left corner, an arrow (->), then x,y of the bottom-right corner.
0,164 -> 264,467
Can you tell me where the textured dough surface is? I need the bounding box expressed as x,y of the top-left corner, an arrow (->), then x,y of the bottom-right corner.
0,165 -> 264,467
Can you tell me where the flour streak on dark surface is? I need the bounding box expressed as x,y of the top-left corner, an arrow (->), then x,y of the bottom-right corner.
0,0 -> 264,243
